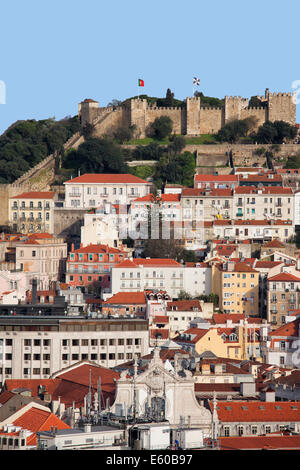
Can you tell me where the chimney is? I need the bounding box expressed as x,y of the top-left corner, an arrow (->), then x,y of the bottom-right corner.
32,278 -> 37,305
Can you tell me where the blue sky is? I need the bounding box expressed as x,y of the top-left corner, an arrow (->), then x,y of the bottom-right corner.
0,0 -> 299,134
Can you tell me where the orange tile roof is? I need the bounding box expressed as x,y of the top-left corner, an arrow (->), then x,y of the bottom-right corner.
4,379 -> 59,397
114,258 -> 181,268
218,434 -> 300,450
268,272 -> 300,282
103,292 -> 146,305
210,401 -> 300,423
264,239 -> 285,248
13,406 -> 70,446
235,186 -> 290,194
64,173 -> 150,184
28,233 -> 53,240
182,188 -> 233,197
217,261 -> 258,273
73,244 -> 124,254
11,192 -> 55,199
269,317 -> 300,337
174,328 -> 209,344
194,175 -> 237,182
166,300 -> 202,311
152,316 -> 169,324
133,193 -> 180,202
150,329 -> 169,339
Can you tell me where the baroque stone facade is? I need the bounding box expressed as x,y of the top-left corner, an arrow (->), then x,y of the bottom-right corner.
111,348 -> 212,432
79,88 -> 296,138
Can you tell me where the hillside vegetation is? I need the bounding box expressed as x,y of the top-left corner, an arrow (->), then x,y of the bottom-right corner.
0,116 -> 80,183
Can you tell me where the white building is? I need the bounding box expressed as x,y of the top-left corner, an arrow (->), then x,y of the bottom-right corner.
64,173 -> 152,209
111,258 -> 211,299
0,317 -> 149,381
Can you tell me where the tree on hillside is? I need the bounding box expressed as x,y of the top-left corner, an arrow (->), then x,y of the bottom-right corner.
253,120 -> 297,144
154,151 -> 196,188
0,117 -> 80,183
113,125 -> 136,144
216,117 -> 256,143
150,116 -> 173,140
165,88 -> 175,107
62,137 -> 129,174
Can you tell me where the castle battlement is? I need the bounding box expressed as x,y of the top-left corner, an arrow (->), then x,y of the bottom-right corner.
200,106 -> 223,111
79,88 -> 296,138
268,92 -> 292,97
148,106 -> 182,111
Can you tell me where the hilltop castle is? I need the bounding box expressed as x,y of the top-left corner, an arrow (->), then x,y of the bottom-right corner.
78,88 -> 296,138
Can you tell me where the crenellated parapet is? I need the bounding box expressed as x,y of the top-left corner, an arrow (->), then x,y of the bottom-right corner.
78,87 -> 296,138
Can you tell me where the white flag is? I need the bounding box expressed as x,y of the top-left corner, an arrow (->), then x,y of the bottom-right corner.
193,77 -> 200,86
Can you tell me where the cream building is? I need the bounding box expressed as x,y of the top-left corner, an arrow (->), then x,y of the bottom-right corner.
212,260 -> 259,316
15,235 -> 67,290
64,173 -> 152,209
233,187 -> 293,222
0,317 -> 149,381
9,192 -> 55,234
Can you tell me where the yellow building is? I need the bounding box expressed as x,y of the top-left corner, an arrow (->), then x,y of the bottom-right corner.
9,191 -> 55,234
174,324 -> 261,361
212,260 -> 259,317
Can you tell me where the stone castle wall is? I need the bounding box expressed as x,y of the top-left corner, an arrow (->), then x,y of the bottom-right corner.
81,89 -> 296,139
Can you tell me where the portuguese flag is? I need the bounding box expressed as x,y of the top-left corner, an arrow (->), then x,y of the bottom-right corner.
138,79 -> 144,87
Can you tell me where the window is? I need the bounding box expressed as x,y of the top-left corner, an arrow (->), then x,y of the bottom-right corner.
34,339 -> 41,346
224,426 -> 230,437
33,368 -> 40,375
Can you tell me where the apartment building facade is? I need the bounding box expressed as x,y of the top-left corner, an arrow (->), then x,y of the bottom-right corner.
0,317 -> 149,381
9,192 -> 55,234
15,236 -> 67,290
111,258 -> 211,299
212,261 -> 259,316
267,272 -> 300,328
65,243 -> 128,293
64,173 -> 152,209
233,187 -> 293,222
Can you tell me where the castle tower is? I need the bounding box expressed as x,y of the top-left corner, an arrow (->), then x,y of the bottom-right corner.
78,98 -> 99,127
266,90 -> 296,125
186,96 -> 201,135
224,96 -> 249,124
129,98 -> 148,138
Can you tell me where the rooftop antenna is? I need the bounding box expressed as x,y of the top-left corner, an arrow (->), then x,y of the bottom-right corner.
133,354 -> 138,423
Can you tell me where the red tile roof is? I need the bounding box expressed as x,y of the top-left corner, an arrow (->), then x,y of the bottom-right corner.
194,175 -> 237,182
182,188 -> 233,197
114,258 -> 181,268
269,317 -> 300,337
150,329 -> 169,339
152,316 -> 169,324
235,186 -> 290,194
13,406 -> 70,446
64,173 -> 150,184
166,300 -> 202,312
218,434 -> 300,450
4,379 -> 59,397
11,192 -> 55,199
264,239 -> 285,248
211,400 -> 300,422
133,193 -> 180,202
103,292 -> 146,305
268,272 -> 300,282
72,243 -> 124,254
